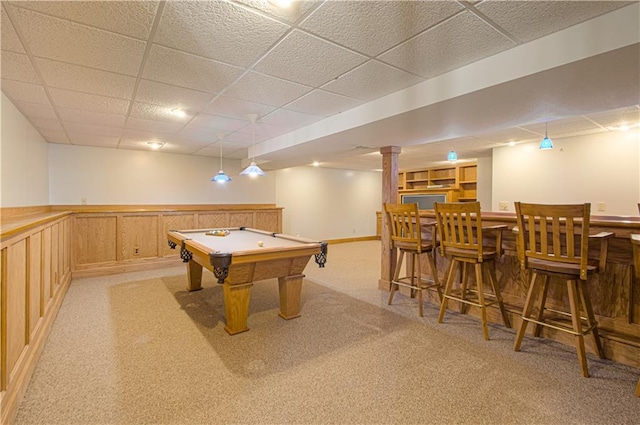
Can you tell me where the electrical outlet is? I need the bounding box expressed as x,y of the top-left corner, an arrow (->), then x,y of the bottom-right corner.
81,198 -> 87,205
498,201 -> 509,211
134,247 -> 140,255
597,202 -> 606,212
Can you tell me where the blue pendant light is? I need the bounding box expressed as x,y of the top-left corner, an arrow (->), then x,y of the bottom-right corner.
447,150 -> 458,161
539,122 -> 553,150
211,133 -> 231,183
240,114 -> 266,177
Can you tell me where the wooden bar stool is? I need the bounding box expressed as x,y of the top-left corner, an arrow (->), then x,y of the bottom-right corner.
629,234 -> 640,396
384,203 -> 442,317
513,202 -> 613,377
434,201 -> 510,340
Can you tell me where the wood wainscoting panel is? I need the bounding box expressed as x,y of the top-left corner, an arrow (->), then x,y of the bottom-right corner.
51,223 -> 59,292
28,233 -> 42,338
161,214 -> 196,257
73,216 -> 117,266
42,227 -> 52,308
255,211 -> 281,232
229,212 -> 253,228
198,213 -> 228,228
6,239 -> 27,387
120,215 -> 159,260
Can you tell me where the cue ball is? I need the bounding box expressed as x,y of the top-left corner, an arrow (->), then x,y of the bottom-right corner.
258,241 -> 264,247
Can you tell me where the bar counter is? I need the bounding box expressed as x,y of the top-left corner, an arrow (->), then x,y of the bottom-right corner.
379,210 -> 640,370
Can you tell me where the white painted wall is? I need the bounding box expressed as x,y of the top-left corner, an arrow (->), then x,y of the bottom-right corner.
492,130 -> 640,215
0,94 -> 49,207
275,167 -> 382,240
49,144 -> 276,205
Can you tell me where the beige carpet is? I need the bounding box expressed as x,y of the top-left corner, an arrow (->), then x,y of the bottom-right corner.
13,241 -> 640,424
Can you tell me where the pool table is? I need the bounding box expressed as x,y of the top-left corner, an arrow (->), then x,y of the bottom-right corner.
167,227 -> 327,335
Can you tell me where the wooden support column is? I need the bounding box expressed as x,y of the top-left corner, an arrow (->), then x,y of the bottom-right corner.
379,146 -> 401,290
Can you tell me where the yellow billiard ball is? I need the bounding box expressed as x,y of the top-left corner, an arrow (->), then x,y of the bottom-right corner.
258,241 -> 264,247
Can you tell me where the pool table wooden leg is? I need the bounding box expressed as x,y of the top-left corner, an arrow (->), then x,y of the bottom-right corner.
223,282 -> 252,335
186,260 -> 203,291
278,274 -> 304,320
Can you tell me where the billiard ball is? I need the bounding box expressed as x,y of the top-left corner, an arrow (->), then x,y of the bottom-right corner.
258,241 -> 264,247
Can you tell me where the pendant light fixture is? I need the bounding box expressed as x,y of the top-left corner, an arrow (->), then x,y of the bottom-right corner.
539,122 -> 553,150
211,132 -> 232,183
240,113 -> 266,177
447,150 -> 458,162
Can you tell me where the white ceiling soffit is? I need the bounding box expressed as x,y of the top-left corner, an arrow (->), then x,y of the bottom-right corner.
1,0 -> 638,171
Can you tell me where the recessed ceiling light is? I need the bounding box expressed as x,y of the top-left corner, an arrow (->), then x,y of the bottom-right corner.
312,161 -> 319,167
147,142 -> 163,150
508,141 -> 517,146
169,108 -> 186,118
270,0 -> 292,8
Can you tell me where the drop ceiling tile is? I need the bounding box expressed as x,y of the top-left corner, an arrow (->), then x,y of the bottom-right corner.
48,88 -> 129,115
34,58 -> 136,99
177,124 -> 219,143
2,6 -> 25,53
379,11 -> 515,79
38,129 -> 69,144
12,1 -> 159,39
300,0 -> 463,56
63,121 -> 122,138
203,95 -> 277,120
235,121 -> 291,142
586,105 -> 640,128
520,116 -> 600,137
1,51 -> 40,83
129,102 -> 192,123
475,127 -> 541,144
57,108 -> 125,127
253,30 -> 367,87
68,133 -> 119,147
322,60 -> 424,102
1,80 -> 49,104
189,114 -> 248,132
285,89 -> 364,117
120,129 -> 174,143
125,117 -> 184,135
135,80 -> 215,112
13,100 -> 57,119
261,108 -> 324,128
225,71 -> 312,107
475,1 -> 631,43
155,0 -> 289,67
142,45 -> 244,94
156,142 -> 206,155
30,116 -> 63,131
117,138 -> 169,151
10,6 -> 146,76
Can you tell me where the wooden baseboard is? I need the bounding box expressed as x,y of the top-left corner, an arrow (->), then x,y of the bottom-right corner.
325,235 -> 379,244
1,271 -> 71,425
